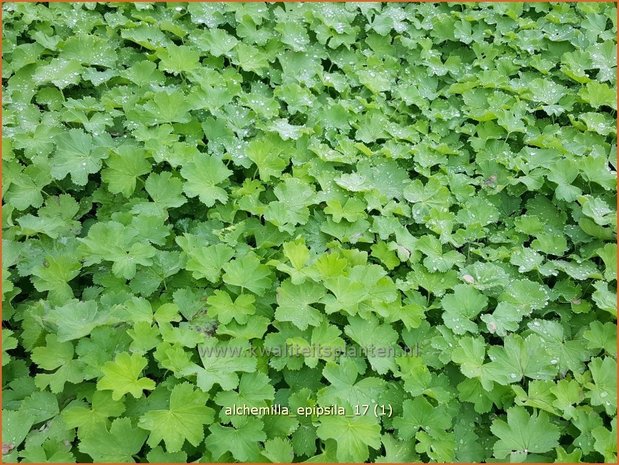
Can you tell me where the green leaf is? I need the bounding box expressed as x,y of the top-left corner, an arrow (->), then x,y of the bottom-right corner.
579,81 -> 617,109
31,334 -> 84,393
143,171 -> 187,211
592,419 -> 617,463
30,253 -> 81,302
3,410 -> 35,451
344,315 -> 399,374
526,78 -> 567,105
500,279 -> 549,312
190,339 -> 257,391
393,396 -> 452,440
451,336 -> 491,383
127,321 -> 161,353
214,372 -> 275,421
3,4 -> 618,463
223,252 -> 273,295
591,281 -> 617,316
79,417 -> 147,462
586,357 -> 617,415
583,321 -> 617,357
78,221 -> 157,279
485,334 -> 557,385
5,164 -> 52,210
146,446 -> 188,463
375,433 -> 419,463
62,391 -> 125,435
43,300 -> 108,342
2,329 -> 18,366
596,243 -> 617,281
157,44 -> 200,74
246,133 -> 292,181
264,178 -> 315,232
177,237 -> 234,282
580,195 -> 615,226
193,29 -> 238,57
282,238 -> 310,270
275,279 -> 325,330
19,391 -> 59,424
139,383 -> 215,453
96,352 -> 156,400
102,144 -> 151,197
317,358 -> 385,409
316,414 -> 382,462
207,290 -> 256,325
33,58 -> 83,88
441,284 -> 488,334
491,407 -> 560,461
307,321 -> 346,367
205,417 -> 266,462
180,154 -> 232,207
262,437 -> 295,463
51,129 -> 110,186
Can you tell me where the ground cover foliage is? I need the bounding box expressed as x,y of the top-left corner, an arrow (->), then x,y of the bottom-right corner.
2,1 -> 618,463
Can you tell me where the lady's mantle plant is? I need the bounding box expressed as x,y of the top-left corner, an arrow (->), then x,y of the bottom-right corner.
2,2 -> 617,463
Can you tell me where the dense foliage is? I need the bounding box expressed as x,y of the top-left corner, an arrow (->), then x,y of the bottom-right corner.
2,2 -> 617,463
